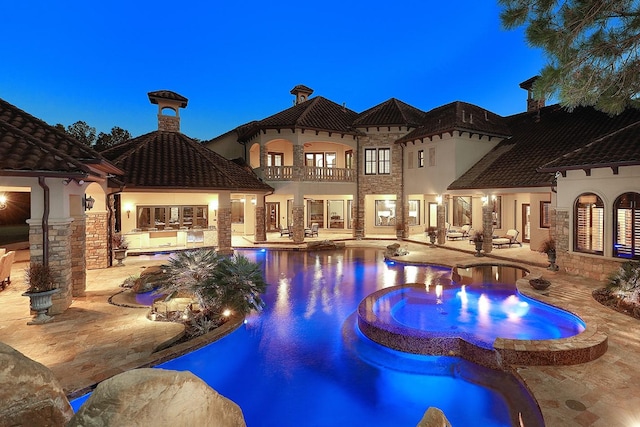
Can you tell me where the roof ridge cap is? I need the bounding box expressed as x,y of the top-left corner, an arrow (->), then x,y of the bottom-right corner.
295,96 -> 321,126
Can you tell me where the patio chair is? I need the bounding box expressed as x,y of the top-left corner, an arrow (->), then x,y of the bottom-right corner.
0,250 -> 16,290
279,224 -> 291,237
447,224 -> 470,240
304,223 -> 319,237
492,229 -> 522,248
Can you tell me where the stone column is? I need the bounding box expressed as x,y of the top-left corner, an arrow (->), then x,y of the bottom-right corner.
217,193 -> 233,256
553,207 -> 566,269
293,144 -> 304,182
70,214 -> 86,297
292,205 -> 305,243
28,218 -> 73,315
254,196 -> 266,243
482,204 -> 493,254
437,204 -> 446,244
86,211 -> 108,270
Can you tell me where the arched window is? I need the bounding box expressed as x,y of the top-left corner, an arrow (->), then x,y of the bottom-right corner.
614,192 -> 640,260
574,193 -> 604,255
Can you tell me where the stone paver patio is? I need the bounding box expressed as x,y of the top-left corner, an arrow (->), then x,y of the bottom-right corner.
0,235 -> 638,426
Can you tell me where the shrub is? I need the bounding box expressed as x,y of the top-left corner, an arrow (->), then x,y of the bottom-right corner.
160,249 -> 268,320
112,233 -> 128,249
538,238 -> 556,254
606,261 -> 640,298
25,263 -> 56,293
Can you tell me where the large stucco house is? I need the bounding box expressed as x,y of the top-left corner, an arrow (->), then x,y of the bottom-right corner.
1,78 -> 639,320
206,80 -> 640,281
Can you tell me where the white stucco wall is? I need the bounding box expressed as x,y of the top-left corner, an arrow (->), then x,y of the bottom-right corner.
556,165 -> 640,257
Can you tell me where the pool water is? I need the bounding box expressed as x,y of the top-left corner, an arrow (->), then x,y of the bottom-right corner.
73,248 -> 544,426
377,282 -> 585,348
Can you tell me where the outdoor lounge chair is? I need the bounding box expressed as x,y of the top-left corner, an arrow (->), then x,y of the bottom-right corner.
492,229 -> 522,248
304,223 -> 319,237
447,224 -> 470,240
0,250 -> 16,290
279,224 -> 292,237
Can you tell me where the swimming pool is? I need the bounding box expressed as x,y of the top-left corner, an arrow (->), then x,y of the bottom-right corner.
365,265 -> 585,350
73,248 -> 544,426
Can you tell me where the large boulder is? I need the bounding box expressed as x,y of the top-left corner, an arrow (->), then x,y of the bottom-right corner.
0,342 -> 73,426
68,368 -> 246,426
416,407 -> 452,427
131,265 -> 169,293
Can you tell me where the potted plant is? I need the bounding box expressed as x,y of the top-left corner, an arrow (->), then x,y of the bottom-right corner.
471,229 -> 484,257
425,226 -> 437,245
112,233 -> 129,266
539,237 -> 558,271
22,263 -> 59,324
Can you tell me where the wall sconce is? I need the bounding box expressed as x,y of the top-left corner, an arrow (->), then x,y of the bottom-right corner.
251,198 -> 257,205
0,194 -> 7,210
481,195 -> 489,206
83,194 -> 95,211
124,203 -> 133,218
435,195 -> 442,205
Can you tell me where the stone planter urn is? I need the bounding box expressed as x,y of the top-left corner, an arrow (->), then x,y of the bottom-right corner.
474,240 -> 483,257
22,288 -> 60,325
547,250 -> 558,271
113,249 -> 127,266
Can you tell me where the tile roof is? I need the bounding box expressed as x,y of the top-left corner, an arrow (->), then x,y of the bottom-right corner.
148,90 -> 188,108
397,101 -> 511,144
352,98 -> 426,128
290,85 -> 314,94
448,105 -> 640,190
539,120 -> 640,172
100,131 -> 273,192
237,96 -> 360,142
0,98 -> 122,178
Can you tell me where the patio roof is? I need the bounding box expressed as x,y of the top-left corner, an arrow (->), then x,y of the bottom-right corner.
100,130 -> 273,192
0,98 -> 122,179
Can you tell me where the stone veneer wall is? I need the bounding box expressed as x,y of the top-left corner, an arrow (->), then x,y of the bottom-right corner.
158,115 -> 180,132
28,219 -> 73,315
357,131 -> 407,238
86,212 -> 108,270
555,207 -> 623,281
216,207 -> 233,255
292,206 -> 304,243
254,206 -> 266,242
69,216 -> 86,297
481,205 -> 493,254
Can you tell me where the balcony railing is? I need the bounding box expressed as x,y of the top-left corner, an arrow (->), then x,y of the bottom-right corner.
263,166 -> 356,182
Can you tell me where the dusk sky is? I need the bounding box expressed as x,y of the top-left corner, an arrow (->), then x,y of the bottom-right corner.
1,1 -> 548,141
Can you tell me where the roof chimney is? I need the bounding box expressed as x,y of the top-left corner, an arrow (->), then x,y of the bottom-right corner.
148,90 -> 188,132
519,77 -> 545,113
290,85 -> 314,105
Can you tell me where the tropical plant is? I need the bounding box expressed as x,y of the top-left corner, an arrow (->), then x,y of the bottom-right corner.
24,263 -> 56,293
538,237 -> 556,254
209,254 -> 268,316
606,261 -> 640,296
161,249 -> 268,319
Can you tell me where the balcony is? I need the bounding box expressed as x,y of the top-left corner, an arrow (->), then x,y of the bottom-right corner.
263,166 -> 356,182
